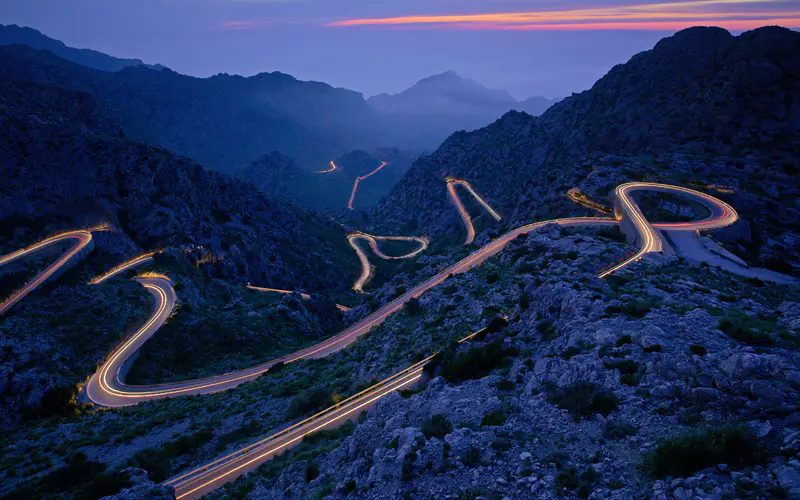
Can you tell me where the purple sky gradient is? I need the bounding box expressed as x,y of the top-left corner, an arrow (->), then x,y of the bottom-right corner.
1,0 -> 797,99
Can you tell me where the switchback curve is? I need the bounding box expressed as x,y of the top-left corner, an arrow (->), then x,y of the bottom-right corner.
0,183 -> 738,411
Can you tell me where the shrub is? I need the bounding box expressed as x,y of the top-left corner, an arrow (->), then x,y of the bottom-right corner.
495,379 -> 515,391
406,297 -> 421,316
305,461 -> 319,482
602,421 -> 637,440
487,272 -> 499,284
619,373 -> 638,386
605,301 -> 652,318
481,409 -> 507,427
287,388 -> 333,419
434,340 -> 518,383
615,335 -> 633,347
689,344 -> 708,356
487,316 -> 509,333
643,344 -> 663,353
603,359 -> 638,375
422,414 -> 453,439
643,426 -> 766,478
547,382 -> 619,420
718,318 -> 773,346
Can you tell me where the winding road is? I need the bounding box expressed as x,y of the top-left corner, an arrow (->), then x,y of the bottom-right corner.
346,232 -> 429,293
246,284 -> 351,312
347,161 -> 388,210
0,182 -> 743,498
446,178 -> 502,245
316,161 -> 338,174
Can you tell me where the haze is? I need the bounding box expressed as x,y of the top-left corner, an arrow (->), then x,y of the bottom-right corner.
2,0 -> 798,99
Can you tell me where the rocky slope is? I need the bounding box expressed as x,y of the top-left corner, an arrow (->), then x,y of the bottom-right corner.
0,73 -> 360,424
372,26 -> 800,275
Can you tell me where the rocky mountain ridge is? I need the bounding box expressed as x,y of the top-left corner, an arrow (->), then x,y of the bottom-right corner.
0,24 -> 161,72
372,26 -> 800,275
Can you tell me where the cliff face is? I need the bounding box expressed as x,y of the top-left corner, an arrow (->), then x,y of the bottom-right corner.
372,27 -> 800,273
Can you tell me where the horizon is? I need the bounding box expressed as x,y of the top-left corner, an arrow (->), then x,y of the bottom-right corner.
1,0 -> 798,100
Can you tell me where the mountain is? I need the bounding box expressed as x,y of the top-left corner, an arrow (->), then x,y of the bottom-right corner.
373,26 -> 800,274
368,71 -> 517,115
0,24 -> 159,72
0,41 -> 389,172
367,71 -> 559,149
516,95 -> 561,116
0,68 -> 367,425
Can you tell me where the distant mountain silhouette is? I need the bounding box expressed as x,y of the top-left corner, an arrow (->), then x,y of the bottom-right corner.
367,71 -> 559,149
0,43 -> 391,172
0,24 -> 163,72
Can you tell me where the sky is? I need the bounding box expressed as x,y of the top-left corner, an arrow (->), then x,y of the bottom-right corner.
1,0 -> 798,99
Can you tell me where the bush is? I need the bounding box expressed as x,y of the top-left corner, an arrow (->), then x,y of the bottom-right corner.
406,297 -> 421,316
605,301 -> 652,318
287,388 -> 333,419
547,382 -> 619,420
422,414 -> 453,439
487,316 -> 509,333
603,359 -> 638,374
602,421 -> 637,440
615,335 -> 633,347
689,344 -> 708,356
643,426 -> 766,478
495,379 -> 515,391
305,461 -> 319,482
436,340 -> 518,383
481,409 -> 507,427
718,318 -> 773,346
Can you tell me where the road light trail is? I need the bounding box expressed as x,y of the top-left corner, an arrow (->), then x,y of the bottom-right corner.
446,178 -> 502,244
0,230 -> 95,315
347,232 -> 429,293
89,252 -> 157,285
4,183 -> 738,411
316,161 -> 337,174
598,182 -> 738,278
246,284 -> 351,312
165,326 -> 491,499
347,161 -> 388,210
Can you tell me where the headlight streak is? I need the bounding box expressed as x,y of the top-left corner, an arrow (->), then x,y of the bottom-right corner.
316,161 -> 337,173
1,184 -> 740,498
446,178 -> 502,245
347,161 -> 388,210
246,284 -> 350,311
347,232 -> 429,292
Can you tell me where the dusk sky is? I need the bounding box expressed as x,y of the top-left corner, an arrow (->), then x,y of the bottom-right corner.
2,0 -> 798,99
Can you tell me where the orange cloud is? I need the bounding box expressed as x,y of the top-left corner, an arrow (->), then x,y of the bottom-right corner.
326,0 -> 800,31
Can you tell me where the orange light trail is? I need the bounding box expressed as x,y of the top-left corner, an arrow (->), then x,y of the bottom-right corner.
347,161 -> 388,210
317,161 -> 337,174
446,178 -> 502,245
247,284 -> 350,311
347,232 -> 429,293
